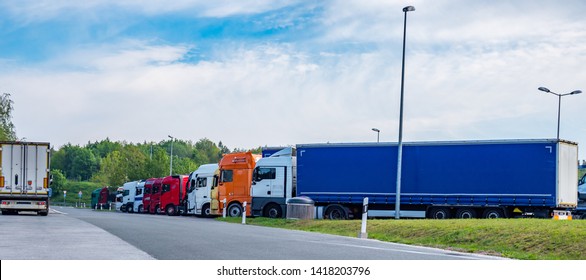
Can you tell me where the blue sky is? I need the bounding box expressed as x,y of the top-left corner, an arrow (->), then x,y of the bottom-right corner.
1,0 -> 586,159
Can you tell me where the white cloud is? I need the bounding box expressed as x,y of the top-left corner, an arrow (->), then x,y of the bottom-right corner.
2,1 -> 586,159
0,0 -> 301,23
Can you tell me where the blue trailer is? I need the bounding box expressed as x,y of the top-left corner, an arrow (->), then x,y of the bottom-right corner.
294,139 -> 578,219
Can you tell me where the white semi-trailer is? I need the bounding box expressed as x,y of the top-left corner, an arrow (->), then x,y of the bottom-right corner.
0,141 -> 51,216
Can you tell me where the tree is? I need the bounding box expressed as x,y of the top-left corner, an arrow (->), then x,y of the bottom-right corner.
49,169 -> 67,198
0,93 -> 16,141
193,138 -> 221,164
91,151 -> 127,186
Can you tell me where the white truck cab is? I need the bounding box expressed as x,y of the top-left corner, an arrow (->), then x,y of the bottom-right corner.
185,164 -> 218,216
121,180 -> 139,213
115,187 -> 124,211
132,180 -> 145,213
251,147 -> 296,218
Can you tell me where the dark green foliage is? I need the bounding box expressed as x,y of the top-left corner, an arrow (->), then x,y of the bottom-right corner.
0,93 -> 16,141
51,138 -> 254,186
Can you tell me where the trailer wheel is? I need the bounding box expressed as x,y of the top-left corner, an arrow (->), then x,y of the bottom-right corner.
263,203 -> 282,218
166,205 -> 176,216
429,207 -> 451,219
201,204 -> 211,217
227,203 -> 243,217
483,208 -> 504,219
325,205 -> 347,220
455,208 -> 477,219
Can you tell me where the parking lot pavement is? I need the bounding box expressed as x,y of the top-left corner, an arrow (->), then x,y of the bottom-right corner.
0,207 -> 154,260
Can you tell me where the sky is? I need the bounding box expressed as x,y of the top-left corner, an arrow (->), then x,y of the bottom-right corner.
1,0 -> 585,159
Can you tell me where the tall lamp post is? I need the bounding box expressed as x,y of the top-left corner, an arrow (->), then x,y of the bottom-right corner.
168,135 -> 174,176
395,5 -> 415,220
372,128 -> 380,143
538,87 -> 581,140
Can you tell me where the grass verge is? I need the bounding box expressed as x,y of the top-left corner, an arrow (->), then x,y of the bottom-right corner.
218,217 -> 586,260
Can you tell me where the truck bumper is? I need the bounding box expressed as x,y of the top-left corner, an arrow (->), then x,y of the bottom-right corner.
1,200 -> 48,211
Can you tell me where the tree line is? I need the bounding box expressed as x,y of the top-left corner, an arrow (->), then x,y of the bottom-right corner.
0,92 -> 262,196
51,138 -> 259,186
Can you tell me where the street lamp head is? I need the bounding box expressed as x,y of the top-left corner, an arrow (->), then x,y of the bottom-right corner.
570,90 -> 582,95
168,135 -> 173,139
403,6 -> 415,12
538,87 -> 551,93
372,128 -> 380,132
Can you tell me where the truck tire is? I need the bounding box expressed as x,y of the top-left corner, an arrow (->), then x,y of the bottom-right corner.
120,204 -> 127,212
39,211 -> 48,216
138,205 -> 143,214
127,203 -> 134,213
166,205 -> 177,216
325,205 -> 347,220
429,207 -> 451,219
227,203 -> 243,217
263,203 -> 282,218
155,205 -> 161,214
201,204 -> 211,217
483,208 -> 504,219
455,208 -> 477,219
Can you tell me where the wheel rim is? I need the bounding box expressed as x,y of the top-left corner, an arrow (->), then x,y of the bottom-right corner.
328,208 -> 344,219
268,207 -> 280,218
229,206 -> 241,217
433,209 -> 448,219
486,211 -> 500,219
459,210 -> 474,219
203,207 -> 210,216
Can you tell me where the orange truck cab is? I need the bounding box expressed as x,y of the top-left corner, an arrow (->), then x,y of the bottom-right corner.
211,152 -> 260,217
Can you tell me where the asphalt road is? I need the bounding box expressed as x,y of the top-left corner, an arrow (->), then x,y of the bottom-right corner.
1,207 -> 504,260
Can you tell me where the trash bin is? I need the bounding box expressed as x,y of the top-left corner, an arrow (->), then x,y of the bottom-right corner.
286,196 -> 315,220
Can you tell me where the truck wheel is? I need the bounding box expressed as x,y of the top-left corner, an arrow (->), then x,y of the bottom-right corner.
39,211 -> 48,216
127,203 -> 134,213
263,204 -> 282,218
201,204 -> 211,217
455,208 -> 477,219
166,205 -> 177,216
155,205 -> 161,214
483,208 -> 504,219
429,207 -> 451,219
227,203 -> 243,217
121,204 -> 126,212
325,205 -> 347,220
138,205 -> 143,214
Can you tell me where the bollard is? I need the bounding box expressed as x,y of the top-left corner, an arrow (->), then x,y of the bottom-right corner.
358,197 -> 368,239
222,198 -> 227,218
242,201 -> 247,224
100,204 -> 102,210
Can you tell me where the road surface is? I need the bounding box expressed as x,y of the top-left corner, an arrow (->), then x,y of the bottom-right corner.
0,207 -> 504,260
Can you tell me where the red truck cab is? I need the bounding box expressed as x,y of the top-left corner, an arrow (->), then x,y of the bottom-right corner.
149,178 -> 163,214
142,178 -> 156,213
160,175 -> 189,216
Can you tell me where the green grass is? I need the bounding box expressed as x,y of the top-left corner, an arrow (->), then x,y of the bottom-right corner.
218,217 -> 586,260
50,180 -> 104,207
